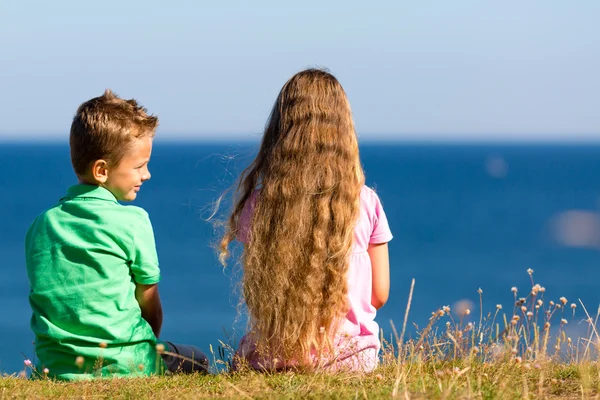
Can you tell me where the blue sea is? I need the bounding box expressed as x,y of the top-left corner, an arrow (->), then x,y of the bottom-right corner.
2,142 -> 600,374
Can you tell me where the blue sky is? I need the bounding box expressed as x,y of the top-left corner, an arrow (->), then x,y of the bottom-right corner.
0,0 -> 598,141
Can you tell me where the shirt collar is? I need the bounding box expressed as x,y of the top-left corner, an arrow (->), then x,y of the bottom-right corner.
62,184 -> 118,203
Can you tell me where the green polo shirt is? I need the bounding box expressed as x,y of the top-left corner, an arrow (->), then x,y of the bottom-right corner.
25,184 -> 165,380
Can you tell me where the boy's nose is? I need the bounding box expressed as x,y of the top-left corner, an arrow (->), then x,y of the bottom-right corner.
143,169 -> 151,181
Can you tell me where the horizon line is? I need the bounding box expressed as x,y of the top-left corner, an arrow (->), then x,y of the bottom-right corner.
1,131 -> 600,142
4,137 -> 600,146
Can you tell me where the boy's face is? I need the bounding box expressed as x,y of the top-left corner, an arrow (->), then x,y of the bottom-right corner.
104,136 -> 153,201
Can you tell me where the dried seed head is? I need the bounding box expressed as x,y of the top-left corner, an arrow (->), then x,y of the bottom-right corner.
496,304 -> 502,310
527,268 -> 534,275
75,356 -> 84,367
571,303 -> 577,309
561,319 -> 568,325
560,297 -> 568,305
511,287 -> 518,293
155,344 -> 165,353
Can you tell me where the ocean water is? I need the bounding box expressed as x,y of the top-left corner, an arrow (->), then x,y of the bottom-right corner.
2,142 -> 600,374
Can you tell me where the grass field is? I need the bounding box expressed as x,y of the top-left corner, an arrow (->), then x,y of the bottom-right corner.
3,272 -> 600,399
1,360 -> 596,399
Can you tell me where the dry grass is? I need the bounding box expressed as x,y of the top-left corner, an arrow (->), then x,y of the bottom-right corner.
3,270 -> 600,399
1,363 -> 596,399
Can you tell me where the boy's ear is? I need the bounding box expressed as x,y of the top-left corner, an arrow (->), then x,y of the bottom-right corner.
91,160 -> 109,183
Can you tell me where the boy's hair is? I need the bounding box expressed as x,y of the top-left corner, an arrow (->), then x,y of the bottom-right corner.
70,89 -> 158,177
220,69 -> 365,363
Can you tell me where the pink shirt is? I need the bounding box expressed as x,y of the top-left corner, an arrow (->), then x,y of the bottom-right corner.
237,186 -> 392,372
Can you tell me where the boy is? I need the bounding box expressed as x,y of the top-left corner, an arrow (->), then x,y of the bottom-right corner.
25,90 -> 208,380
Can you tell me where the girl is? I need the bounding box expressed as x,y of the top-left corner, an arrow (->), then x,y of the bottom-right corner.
220,69 -> 392,372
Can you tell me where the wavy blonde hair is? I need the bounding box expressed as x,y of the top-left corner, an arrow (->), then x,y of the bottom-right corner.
220,69 -> 365,364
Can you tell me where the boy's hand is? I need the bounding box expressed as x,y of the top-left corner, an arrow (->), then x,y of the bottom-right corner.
135,283 -> 163,338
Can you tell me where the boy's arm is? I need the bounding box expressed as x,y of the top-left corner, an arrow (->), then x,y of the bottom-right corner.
135,283 -> 163,338
130,209 -> 162,337
368,242 -> 390,310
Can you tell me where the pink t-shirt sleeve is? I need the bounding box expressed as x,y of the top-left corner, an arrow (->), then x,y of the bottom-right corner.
369,191 -> 393,244
237,193 -> 256,243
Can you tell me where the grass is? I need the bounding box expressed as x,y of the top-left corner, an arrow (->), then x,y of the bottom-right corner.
3,270 -> 600,399
1,362 -> 597,399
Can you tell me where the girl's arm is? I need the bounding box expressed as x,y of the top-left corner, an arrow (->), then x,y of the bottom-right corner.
135,283 -> 164,338
368,242 -> 390,309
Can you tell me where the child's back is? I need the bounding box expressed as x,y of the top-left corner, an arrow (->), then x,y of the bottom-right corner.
221,69 -> 392,372
25,90 -> 208,380
235,185 -> 392,371
27,185 -> 162,379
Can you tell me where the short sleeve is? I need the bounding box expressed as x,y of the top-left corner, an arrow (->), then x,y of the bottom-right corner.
130,209 -> 161,285
369,191 -> 393,244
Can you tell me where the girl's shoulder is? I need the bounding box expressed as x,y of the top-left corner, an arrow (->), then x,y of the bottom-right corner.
360,185 -> 377,197
358,185 -> 393,244
360,185 -> 384,208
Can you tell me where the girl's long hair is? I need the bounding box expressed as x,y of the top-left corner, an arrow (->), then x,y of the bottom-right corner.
220,69 -> 365,363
